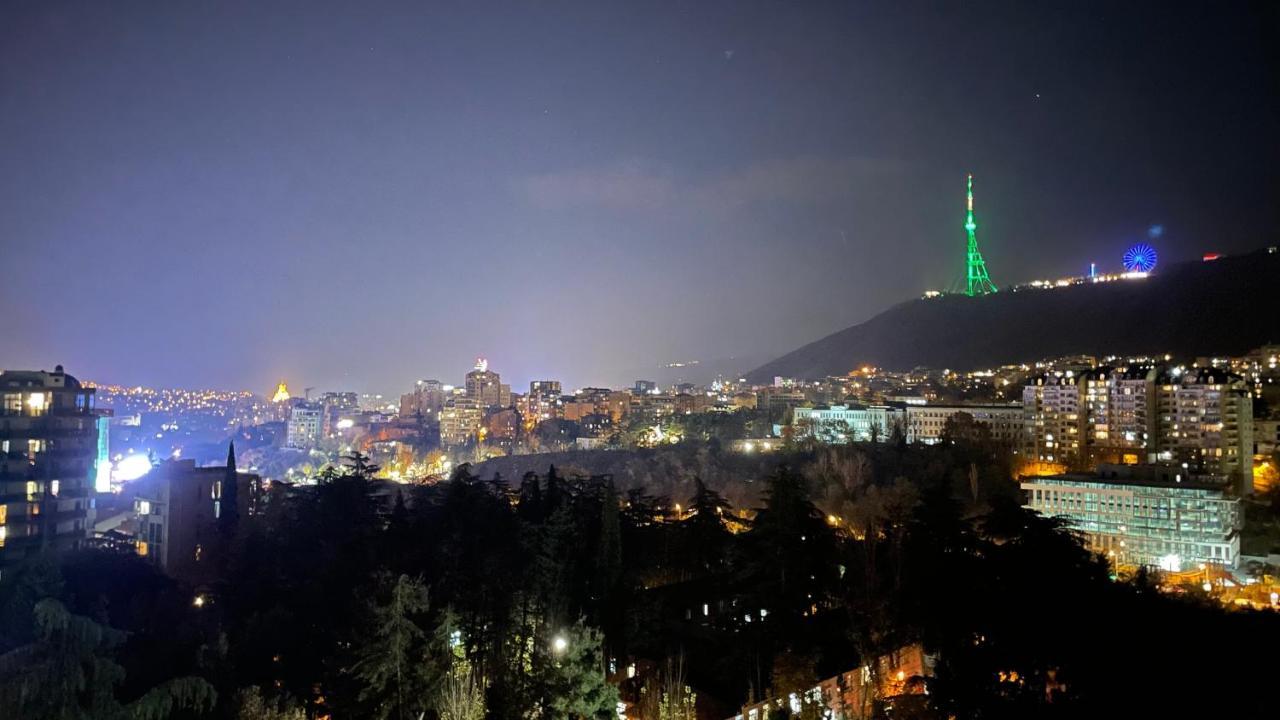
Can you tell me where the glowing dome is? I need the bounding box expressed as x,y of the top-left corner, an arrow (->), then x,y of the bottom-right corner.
272,381 -> 291,403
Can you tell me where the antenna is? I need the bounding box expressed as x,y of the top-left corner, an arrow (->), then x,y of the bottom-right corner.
964,174 -> 998,296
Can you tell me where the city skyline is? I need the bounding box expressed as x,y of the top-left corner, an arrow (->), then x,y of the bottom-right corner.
5,4 -> 1280,718
2,1 -> 1276,393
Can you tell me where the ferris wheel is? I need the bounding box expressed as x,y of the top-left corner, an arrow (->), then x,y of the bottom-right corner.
1123,243 -> 1158,273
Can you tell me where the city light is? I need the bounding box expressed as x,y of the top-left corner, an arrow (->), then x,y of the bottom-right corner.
114,453 -> 153,482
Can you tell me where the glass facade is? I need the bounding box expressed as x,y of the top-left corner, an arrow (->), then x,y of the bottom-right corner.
1022,475 -> 1240,570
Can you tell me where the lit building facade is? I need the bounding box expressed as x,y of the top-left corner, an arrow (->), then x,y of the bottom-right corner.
525,380 -> 563,423
285,402 -> 323,449
400,379 -> 445,419
1083,366 -> 1158,463
440,396 -> 483,446
1022,465 -> 1241,569
0,367 -> 104,573
791,404 -> 905,443
905,403 -> 1023,445
465,358 -> 507,408
1022,372 -> 1085,464
729,644 -> 933,720
1022,366 -> 1255,486
1154,368 -> 1253,488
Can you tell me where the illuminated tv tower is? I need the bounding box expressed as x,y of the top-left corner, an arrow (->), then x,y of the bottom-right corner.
964,174 -> 998,296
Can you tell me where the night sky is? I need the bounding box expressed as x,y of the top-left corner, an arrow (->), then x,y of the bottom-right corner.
2,1 -> 1276,394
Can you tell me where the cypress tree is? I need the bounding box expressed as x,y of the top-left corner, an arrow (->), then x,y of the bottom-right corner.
219,441 -> 240,536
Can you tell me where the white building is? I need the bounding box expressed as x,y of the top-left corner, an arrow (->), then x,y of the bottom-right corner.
285,402 -> 323,449
791,404 -> 905,443
1021,366 -> 1254,488
905,403 -> 1023,445
1023,465 -> 1241,569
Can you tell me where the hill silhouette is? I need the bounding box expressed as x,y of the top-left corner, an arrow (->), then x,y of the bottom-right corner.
746,248 -> 1280,382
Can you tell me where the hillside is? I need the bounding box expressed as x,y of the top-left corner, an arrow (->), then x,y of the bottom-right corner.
746,249 -> 1280,382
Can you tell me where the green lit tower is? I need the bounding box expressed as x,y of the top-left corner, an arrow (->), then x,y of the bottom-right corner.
964,174 -> 998,296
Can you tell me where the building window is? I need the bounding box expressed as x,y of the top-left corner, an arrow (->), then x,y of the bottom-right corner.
27,392 -> 47,415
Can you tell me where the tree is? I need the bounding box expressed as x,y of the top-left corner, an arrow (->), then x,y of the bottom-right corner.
537,621 -> 619,720
233,687 -> 305,720
637,655 -> 696,720
745,468 -> 837,622
342,451 -> 381,481
220,441 -> 240,537
0,599 -> 216,720
678,477 -> 732,576
436,660 -> 485,720
595,480 -> 623,617
351,574 -> 442,720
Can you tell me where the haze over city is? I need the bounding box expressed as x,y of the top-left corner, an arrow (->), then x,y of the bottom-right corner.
3,0 -> 1275,392
7,3 -> 1280,720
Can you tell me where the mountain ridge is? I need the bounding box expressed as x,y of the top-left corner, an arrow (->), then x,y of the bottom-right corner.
745,248 -> 1280,383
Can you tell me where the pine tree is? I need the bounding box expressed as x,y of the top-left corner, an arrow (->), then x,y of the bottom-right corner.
351,574 -> 442,720
595,480 -> 623,601
0,599 -> 216,720
538,621 -> 620,720
681,477 -> 732,576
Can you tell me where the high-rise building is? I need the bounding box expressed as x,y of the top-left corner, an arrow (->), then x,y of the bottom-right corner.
400,379 -> 446,419
285,402 -> 323,449
0,367 -> 104,573
1083,366 -> 1158,464
320,391 -> 359,434
1022,372 -> 1086,464
321,391 -> 358,413
1023,366 -> 1255,488
1154,368 -> 1253,488
525,380 -> 563,423
465,358 -> 504,408
530,380 -> 562,398
439,396 -> 483,446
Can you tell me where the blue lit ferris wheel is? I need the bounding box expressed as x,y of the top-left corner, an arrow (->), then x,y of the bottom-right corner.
1123,243 -> 1158,273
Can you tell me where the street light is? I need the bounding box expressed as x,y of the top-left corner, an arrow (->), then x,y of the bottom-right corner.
552,635 -> 568,655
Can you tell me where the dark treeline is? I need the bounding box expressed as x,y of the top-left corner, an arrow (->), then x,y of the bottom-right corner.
2,429 -> 1278,719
